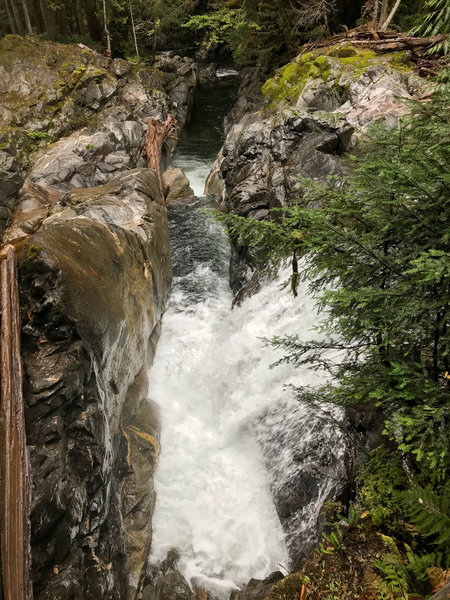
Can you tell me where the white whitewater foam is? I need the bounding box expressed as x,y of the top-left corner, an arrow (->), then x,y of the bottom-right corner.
216,68 -> 239,78
148,258 -> 330,594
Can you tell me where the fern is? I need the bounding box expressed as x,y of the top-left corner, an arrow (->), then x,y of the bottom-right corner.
403,484 -> 450,560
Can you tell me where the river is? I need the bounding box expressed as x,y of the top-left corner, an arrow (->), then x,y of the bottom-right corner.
147,68 -> 347,596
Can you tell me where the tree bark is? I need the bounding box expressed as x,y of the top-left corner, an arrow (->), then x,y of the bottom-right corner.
379,0 -> 389,27
144,115 -> 178,196
9,0 -> 26,35
30,0 -> 45,34
372,0 -> 380,28
354,34 -> 444,51
380,0 -> 402,31
102,0 -> 111,55
75,0 -> 85,36
3,0 -> 18,34
85,0 -> 102,41
38,0 -> 56,40
128,0 -> 139,60
20,0 -> 33,33
0,245 -> 33,600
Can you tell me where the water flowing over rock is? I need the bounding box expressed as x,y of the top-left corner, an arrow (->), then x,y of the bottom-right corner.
202,44 -> 427,574
20,169 -> 171,599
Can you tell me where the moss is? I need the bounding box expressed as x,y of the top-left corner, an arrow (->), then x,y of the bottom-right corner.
380,534 -> 402,559
262,45 -> 413,110
264,573 -> 306,600
26,244 -> 42,260
262,53 -> 334,107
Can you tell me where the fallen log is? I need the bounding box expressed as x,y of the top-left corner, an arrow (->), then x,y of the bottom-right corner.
144,114 -> 178,198
0,245 -> 33,600
350,34 -> 444,52
304,32 -> 444,53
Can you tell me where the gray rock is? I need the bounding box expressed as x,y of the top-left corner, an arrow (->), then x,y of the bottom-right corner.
429,583 -> 450,600
163,167 -> 197,208
138,550 -> 193,600
0,37 -> 197,237
20,169 -> 171,600
229,572 -> 284,600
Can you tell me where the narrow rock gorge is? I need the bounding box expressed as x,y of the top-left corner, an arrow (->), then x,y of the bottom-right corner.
0,15 -> 448,600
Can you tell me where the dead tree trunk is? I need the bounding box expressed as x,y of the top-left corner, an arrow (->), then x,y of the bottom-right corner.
20,0 -> 33,34
128,0 -> 139,60
3,0 -> 18,34
144,115 -> 178,197
380,0 -> 402,31
0,245 -> 33,600
9,0 -> 26,35
102,0 -> 111,56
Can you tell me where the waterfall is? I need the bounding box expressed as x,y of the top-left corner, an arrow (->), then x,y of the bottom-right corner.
147,71 -> 347,596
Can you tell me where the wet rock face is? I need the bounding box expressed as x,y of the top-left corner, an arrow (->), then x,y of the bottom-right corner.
206,46 -> 424,290
138,549 -> 193,600
20,169 -> 172,600
0,35 -> 197,238
255,398 -> 354,568
213,109 -> 353,221
229,572 -> 284,600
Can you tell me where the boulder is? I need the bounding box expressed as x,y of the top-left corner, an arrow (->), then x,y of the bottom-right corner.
209,47 -> 425,294
138,549 -> 193,600
429,583 -> 450,600
20,168 -> 172,599
163,167 -> 196,208
229,572 -> 284,600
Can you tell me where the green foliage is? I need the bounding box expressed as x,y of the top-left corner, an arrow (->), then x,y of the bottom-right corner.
358,448 -> 407,527
374,546 -> 444,598
317,527 -> 345,555
182,8 -> 259,53
413,0 -> 450,54
217,89 -> 450,576
403,484 -> 450,555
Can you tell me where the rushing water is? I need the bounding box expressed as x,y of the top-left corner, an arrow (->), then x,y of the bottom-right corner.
148,71 -> 347,595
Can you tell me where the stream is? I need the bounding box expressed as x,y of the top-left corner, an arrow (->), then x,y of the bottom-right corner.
147,70 -> 347,596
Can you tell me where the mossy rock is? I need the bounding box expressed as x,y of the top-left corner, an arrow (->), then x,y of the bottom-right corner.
261,46 -> 413,110
262,53 -> 334,107
328,44 -> 359,58
264,573 -> 306,600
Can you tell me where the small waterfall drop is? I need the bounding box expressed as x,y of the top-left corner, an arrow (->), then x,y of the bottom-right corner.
148,71 -> 347,595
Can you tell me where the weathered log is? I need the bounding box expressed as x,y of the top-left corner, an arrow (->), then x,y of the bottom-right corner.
0,245 -> 33,600
350,34 -> 444,52
144,114 -> 178,197
305,32 -> 444,53
144,114 -> 178,171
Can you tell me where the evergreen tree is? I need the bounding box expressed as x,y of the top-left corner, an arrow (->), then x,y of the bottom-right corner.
218,90 -> 450,562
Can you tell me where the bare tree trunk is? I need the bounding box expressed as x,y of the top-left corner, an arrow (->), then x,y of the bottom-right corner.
372,0 -> 380,28
75,0 -> 85,36
102,0 -> 111,55
128,0 -> 139,60
38,0 -> 56,39
380,0 -> 402,31
86,0 -> 102,40
0,245 -> 33,600
379,0 -> 389,27
144,115 -> 178,196
10,0 -> 26,35
3,0 -> 18,34
30,0 -> 45,34
21,0 -> 33,33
